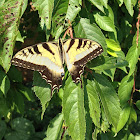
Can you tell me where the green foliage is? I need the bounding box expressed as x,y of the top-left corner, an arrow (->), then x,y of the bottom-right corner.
63,77 -> 86,140
0,0 -> 140,140
44,113 -> 63,140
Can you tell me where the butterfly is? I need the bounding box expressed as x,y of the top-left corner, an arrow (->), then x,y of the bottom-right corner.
12,38 -> 103,95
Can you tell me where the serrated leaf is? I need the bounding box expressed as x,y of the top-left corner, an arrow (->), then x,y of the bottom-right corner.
33,71 -> 51,119
88,0 -> 104,13
32,0 -> 54,30
116,104 -> 131,132
44,113 -> 63,140
74,18 -> 107,53
118,75 -> 134,107
136,100 -> 140,110
94,73 -> 121,130
86,80 -> 100,127
63,76 -> 86,140
4,118 -> 35,140
94,13 -> 117,38
100,106 -> 110,132
0,0 -> 27,72
126,45 -> 139,76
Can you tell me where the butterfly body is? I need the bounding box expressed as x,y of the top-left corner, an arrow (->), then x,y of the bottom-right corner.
12,38 -> 103,94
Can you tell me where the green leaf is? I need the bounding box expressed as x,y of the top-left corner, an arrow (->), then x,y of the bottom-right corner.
136,100 -> 140,110
101,107 -> 110,132
0,74 -> 10,96
94,73 -> 121,130
117,0 -> 123,6
94,13 -> 117,39
128,133 -> 135,140
129,107 -> 137,124
7,88 -> 25,114
118,75 -> 134,107
85,112 -> 92,140
106,39 -> 121,51
74,18 -> 107,53
0,69 -> 10,96
20,0 -> 28,17
52,0 -> 81,39
86,80 -> 100,127
4,118 -> 35,140
102,68 -> 116,81
0,0 -> 5,6
117,104 -> 131,132
106,5 -> 114,22
15,30 -> 24,43
88,0 -> 104,13
7,66 -> 22,83
52,0 -> 68,38
33,71 -> 51,119
88,55 -> 127,71
44,113 -> 63,140
65,0 -> 82,22
126,45 -> 139,76
106,39 -> 123,57
18,84 -> 35,102
0,120 -> 7,140
100,0 -> 108,8
32,0 -> 54,30
0,96 -> 9,118
124,0 -> 136,16
63,76 -> 86,140
0,0 -> 26,72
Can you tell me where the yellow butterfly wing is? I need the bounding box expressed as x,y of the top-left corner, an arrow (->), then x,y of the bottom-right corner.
12,42 -> 64,93
63,38 -> 103,83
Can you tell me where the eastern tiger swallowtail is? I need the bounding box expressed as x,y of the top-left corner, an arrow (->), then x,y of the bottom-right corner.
12,38 -> 103,95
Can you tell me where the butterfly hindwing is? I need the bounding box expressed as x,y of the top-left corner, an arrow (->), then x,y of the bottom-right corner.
63,38 -> 103,83
12,42 -> 64,93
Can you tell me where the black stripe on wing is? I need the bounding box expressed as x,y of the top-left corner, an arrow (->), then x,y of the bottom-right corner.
66,39 -> 75,53
42,43 -> 55,55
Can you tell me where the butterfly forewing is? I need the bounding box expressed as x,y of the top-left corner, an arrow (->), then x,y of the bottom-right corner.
63,38 -> 103,83
12,42 -> 64,93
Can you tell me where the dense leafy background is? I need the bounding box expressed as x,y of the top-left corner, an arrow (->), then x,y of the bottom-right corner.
0,0 -> 140,140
